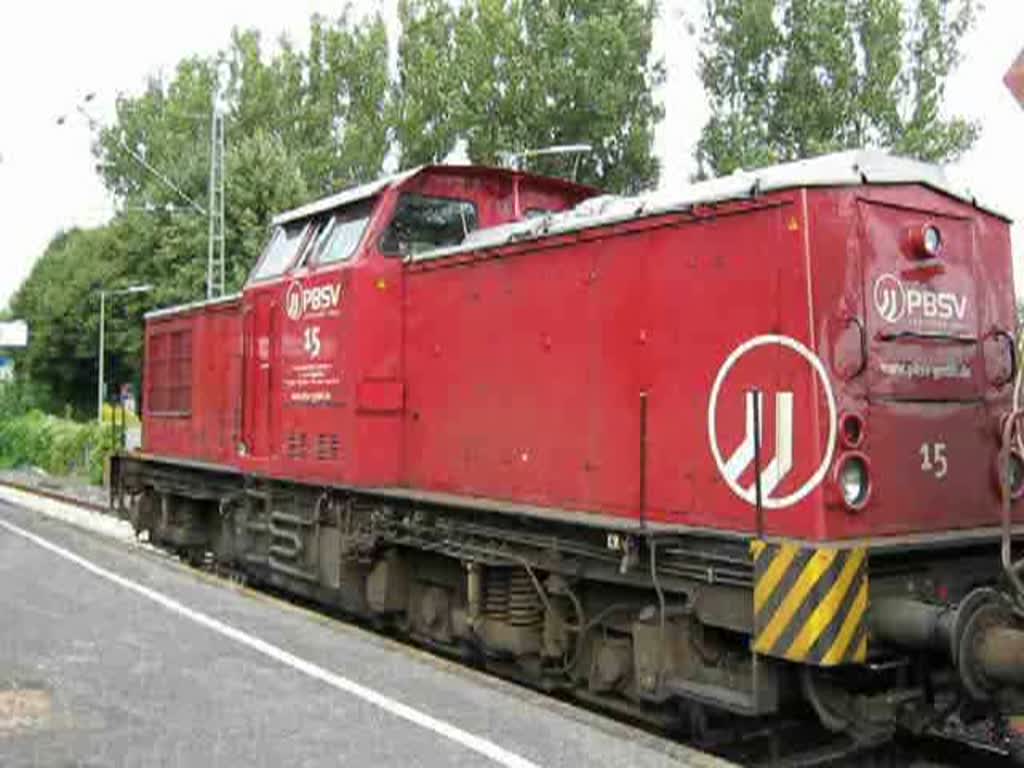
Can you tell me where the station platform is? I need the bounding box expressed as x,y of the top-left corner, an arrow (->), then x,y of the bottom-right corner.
0,489 -> 733,767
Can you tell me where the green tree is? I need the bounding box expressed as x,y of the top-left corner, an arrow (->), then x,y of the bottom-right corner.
94,12 -> 389,303
8,226 -> 150,415
11,12 -> 385,415
392,0 -> 462,169
13,2 -> 669,414
697,0 -> 979,176
224,16 -> 390,197
395,0 -> 664,193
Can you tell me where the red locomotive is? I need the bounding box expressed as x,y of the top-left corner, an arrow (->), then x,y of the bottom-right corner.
114,151 -> 1024,752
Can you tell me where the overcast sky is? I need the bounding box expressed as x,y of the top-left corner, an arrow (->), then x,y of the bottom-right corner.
0,1 -> 1021,309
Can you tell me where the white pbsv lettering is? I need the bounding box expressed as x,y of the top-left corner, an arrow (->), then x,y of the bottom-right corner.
302,284 -> 342,314
872,273 -> 968,324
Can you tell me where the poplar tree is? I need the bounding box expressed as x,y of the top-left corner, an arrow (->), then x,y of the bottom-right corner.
394,0 -> 664,193
696,0 -> 979,176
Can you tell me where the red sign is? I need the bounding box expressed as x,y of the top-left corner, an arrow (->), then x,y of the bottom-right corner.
1005,47 -> 1024,109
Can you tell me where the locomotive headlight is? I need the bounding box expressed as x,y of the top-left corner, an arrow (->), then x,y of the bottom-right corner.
922,225 -> 942,257
905,223 -> 943,259
1008,450 -> 1024,500
837,454 -> 870,509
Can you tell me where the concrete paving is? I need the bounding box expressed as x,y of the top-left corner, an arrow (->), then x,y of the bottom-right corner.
0,496 -> 733,768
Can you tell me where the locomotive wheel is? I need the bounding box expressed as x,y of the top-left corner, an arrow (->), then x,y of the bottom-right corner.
801,668 -> 896,745
800,667 -> 852,733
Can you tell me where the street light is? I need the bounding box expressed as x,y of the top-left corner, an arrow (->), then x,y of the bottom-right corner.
98,284 -> 152,424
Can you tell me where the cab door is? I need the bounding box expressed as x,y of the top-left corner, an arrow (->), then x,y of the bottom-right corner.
241,219 -> 310,463
240,197 -> 401,483
242,286 -> 277,460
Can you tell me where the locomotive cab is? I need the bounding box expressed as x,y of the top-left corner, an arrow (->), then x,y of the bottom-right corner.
240,185 -> 391,477
238,166 -> 595,484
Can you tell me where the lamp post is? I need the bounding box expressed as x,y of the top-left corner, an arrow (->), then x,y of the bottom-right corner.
98,284 -> 152,424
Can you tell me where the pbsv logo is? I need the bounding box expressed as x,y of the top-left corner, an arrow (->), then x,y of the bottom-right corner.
873,273 -> 905,322
285,281 -> 303,321
284,280 -> 342,321
707,335 -> 837,510
872,273 -> 967,324
722,390 -> 793,500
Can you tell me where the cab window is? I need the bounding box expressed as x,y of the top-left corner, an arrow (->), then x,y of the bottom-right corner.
250,221 -> 308,281
310,201 -> 373,265
380,194 -> 478,256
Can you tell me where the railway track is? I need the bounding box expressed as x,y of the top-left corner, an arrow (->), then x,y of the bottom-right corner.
0,475 -> 1017,768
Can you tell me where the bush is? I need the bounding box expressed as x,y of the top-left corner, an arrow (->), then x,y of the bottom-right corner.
0,378 -> 35,418
0,379 -> 132,485
0,408 -> 117,484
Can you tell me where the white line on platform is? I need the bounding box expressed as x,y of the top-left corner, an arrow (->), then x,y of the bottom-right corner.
0,515 -> 541,768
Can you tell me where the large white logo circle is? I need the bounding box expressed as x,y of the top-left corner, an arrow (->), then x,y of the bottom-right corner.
872,273 -> 906,323
707,334 -> 837,509
285,280 -> 303,321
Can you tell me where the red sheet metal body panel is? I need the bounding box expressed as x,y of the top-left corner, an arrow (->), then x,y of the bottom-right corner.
403,197 -> 798,533
402,184 -> 1020,540
140,165 -> 1021,543
142,297 -> 242,464
815,185 -> 1019,537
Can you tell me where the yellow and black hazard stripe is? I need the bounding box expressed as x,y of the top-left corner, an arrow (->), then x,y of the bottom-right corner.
750,540 -> 868,666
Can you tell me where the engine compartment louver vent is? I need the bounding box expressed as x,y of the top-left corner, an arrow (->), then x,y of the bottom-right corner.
315,433 -> 340,461
286,432 -> 307,460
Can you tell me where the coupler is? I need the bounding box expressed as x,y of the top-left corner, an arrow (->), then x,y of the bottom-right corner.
871,588 -> 1024,702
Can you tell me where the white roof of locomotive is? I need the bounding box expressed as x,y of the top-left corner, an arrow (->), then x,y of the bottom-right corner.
410,149 -> 1006,263
272,167 -> 421,227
